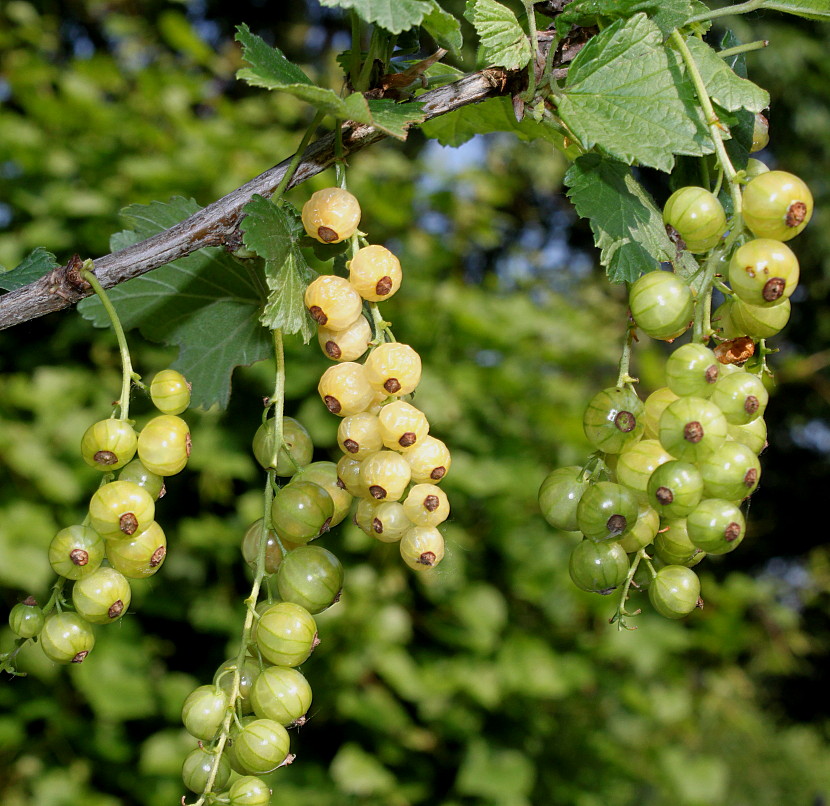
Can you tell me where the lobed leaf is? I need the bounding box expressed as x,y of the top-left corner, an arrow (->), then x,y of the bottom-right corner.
0,247 -> 58,291
423,1 -> 464,53
555,0 -> 698,37
760,0 -> 830,20
464,0 -> 532,70
317,0 -> 433,34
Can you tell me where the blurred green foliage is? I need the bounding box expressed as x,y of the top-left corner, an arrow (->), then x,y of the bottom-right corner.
2,2 -> 830,805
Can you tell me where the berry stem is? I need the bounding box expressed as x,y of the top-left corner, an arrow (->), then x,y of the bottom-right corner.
520,1 -> 539,104
615,326 -> 637,387
613,548 -> 649,630
272,112 -> 326,203
82,265 -> 136,421
686,0 -> 765,25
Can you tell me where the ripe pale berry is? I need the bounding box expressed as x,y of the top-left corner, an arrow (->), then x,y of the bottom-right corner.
615,440 -> 673,497
403,435 -> 451,484
742,170 -> 813,241
363,342 -> 422,396
399,526 -> 445,571
402,483 -> 450,527
255,601 -> 318,667
317,315 -> 372,362
39,612 -> 95,664
728,239 -> 799,306
359,450 -> 412,501
377,400 -> 430,451
643,387 -> 679,440
335,454 -> 367,498
318,362 -> 375,416
81,419 -> 138,471
665,343 -> 720,398
348,244 -> 403,301
629,271 -> 694,341
356,499 -> 410,542
105,520 -> 167,578
302,187 -> 361,243
337,412 -> 383,459
49,524 -> 105,580
304,274 -> 363,330
150,369 -> 191,415
89,480 -> 155,540
137,414 -> 191,476
72,566 -> 132,624
730,296 -> 791,339
663,186 -> 727,253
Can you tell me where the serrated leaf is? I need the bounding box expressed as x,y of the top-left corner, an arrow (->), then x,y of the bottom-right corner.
423,1 -> 463,53
564,153 -> 698,283
556,14 -> 712,172
317,0 -> 433,34
239,195 -> 315,339
0,247 -> 58,291
760,0 -> 830,20
464,0 -> 532,70
367,99 -> 426,138
684,37 -> 769,113
77,198 -> 271,410
234,23 -> 314,87
555,0 -> 697,37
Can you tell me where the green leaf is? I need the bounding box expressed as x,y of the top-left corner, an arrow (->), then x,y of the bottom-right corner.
464,0 -> 532,70
367,99 -> 426,138
77,198 -> 271,410
317,0 -> 433,34
684,37 -> 769,113
423,1 -> 464,53
555,0 -> 697,37
760,0 -> 830,20
0,247 -> 58,291
556,14 -> 712,172
239,195 -> 315,340
564,153 -> 698,283
234,23 -> 314,88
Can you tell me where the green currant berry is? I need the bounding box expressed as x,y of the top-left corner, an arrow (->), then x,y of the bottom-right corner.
251,666 -> 312,727
105,521 -> 166,578
304,274 -> 363,330
730,296 -> 790,340
276,545 -> 344,614
629,272 -> 693,341
348,244 -> 403,301
214,657 -> 261,715
49,525 -> 105,580
72,566 -> 132,624
728,239 -> 799,306
615,440 -> 674,497
370,500 -> 411,542
742,170 -> 813,241
699,441 -> 761,500
631,556 -> 665,592
252,416 -> 313,476
711,297 -> 743,340
137,414 -> 191,476
653,519 -> 705,567
646,460 -> 703,519
643,387 -> 679,440
335,454 -> 367,498
728,417 -> 767,455
182,684 -> 229,741
80,419 -> 138,471
359,450 -> 412,501
663,186 -> 727,253
569,538 -> 629,594
665,343 -> 720,398
402,483 -> 450,527
291,461 -> 353,527
228,774 -> 272,806
402,435 -> 451,484
709,371 -> 768,425
89,480 -> 155,540
318,314 -> 372,362
538,466 -> 590,532
363,342 -> 422,396
618,502 -> 660,553
39,612 -> 95,664
241,519 -> 291,575
648,565 -> 701,619
230,718 -> 290,775
150,369 -> 191,415
337,412 -> 383,459
399,525 -> 445,570
687,498 -> 746,554
302,187 -> 361,244
270,481 -> 334,544
750,113 -> 769,153
8,597 -> 45,639
378,400 -> 429,451
745,158 -> 770,179
181,746 -> 231,794
118,459 -> 165,500
318,361 -> 375,417
658,396 -> 728,462
576,481 -> 639,542
256,602 -> 318,667
582,386 -> 645,454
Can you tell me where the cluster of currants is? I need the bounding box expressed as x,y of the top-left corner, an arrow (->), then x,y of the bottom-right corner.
539,148 -> 812,622
303,187 -> 453,572
7,370 -> 192,660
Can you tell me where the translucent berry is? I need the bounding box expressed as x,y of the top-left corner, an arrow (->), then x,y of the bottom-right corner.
377,400 -> 429,451
335,454 -> 367,498
711,297 -> 743,340
137,414 -> 191,476
8,597 -> 45,639
118,459 -> 165,500
658,396 -> 728,462
72,566 -> 132,624
318,314 -> 372,362
363,342 -> 422,396
665,343 -> 720,398
80,419 -> 138,471
337,412 -> 383,459
646,460 -> 703,519
403,435 -> 451,484
302,187 -> 361,244
402,483 -> 450,527
709,371 -> 768,426
629,271 -> 693,341
648,565 -> 701,619
276,545 -> 343,614
228,775 -> 272,806
318,362 -> 375,417
663,186 -> 727,253
538,466 -> 590,532
582,386 -> 645,454
182,684 -> 229,741
39,612 -> 95,664
231,718 -> 290,775
568,539 -> 629,594
615,440 -> 673,497
728,417 -> 767,455
356,499 -> 410,542
750,113 -> 769,153
304,274 -> 363,330
359,450 -> 412,501
251,666 -> 312,727
576,481 -> 639,542
49,524 -> 105,580
618,502 -> 660,553
643,387 -> 679,440
730,296 -> 790,340
255,601 -> 318,667
728,239 -> 799,307
290,461 -> 353,527
699,440 -> 761,500
89,480 -> 155,540
270,481 -> 334,544
182,746 -> 231,794
654,519 -> 705,567
348,244 -> 403,301
687,498 -> 746,555
742,170 -> 813,241
241,518 -> 290,575
399,526 -> 445,571
150,369 -> 191,415
252,416 -> 313,475
105,521 -> 167,578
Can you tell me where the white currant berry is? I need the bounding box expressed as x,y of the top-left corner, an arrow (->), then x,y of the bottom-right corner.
359,499 -> 410,543
337,412 -> 383,459
402,483 -> 450,527
301,187 -> 361,243
378,400 -> 429,451
304,275 -> 363,330
317,315 -> 372,362
359,450 -> 412,501
364,342 -> 422,396
336,454 -> 367,498
403,435 -> 451,483
348,245 -> 403,302
318,362 -> 375,417
400,526 -> 445,571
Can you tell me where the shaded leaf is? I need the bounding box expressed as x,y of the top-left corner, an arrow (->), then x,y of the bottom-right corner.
317,0 -> 433,34
423,0 -> 464,53
555,0 -> 697,37
464,0 -> 532,70
760,0 -> 830,20
0,247 -> 58,291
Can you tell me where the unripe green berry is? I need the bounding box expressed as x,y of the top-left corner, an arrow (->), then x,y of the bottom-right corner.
80,419 -> 137,471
